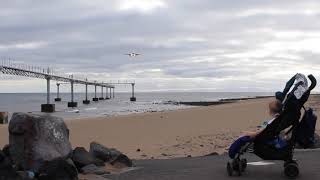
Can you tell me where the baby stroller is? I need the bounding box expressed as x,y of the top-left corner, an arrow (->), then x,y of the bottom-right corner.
226,74 -> 317,178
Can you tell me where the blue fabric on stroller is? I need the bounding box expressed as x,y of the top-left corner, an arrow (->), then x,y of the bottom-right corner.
229,136 -> 253,159
228,135 -> 287,159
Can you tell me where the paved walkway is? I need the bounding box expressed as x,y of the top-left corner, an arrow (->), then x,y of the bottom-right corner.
104,150 -> 320,180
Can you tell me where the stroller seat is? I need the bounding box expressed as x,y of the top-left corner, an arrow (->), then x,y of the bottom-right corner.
226,73 -> 317,178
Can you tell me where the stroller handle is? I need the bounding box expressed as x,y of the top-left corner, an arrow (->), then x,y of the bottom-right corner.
308,74 -> 317,90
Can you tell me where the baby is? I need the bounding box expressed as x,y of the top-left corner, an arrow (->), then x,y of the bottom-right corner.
243,99 -> 283,138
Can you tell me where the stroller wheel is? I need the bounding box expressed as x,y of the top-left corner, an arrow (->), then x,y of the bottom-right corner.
284,162 -> 299,178
227,162 -> 233,176
237,161 -> 243,176
241,158 -> 247,172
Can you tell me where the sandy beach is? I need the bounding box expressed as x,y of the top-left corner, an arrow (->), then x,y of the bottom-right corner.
1,96 -> 319,160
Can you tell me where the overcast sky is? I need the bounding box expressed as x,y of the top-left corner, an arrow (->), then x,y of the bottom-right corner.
0,0 -> 319,92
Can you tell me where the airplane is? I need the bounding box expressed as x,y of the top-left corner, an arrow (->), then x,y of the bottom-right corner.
124,52 -> 141,57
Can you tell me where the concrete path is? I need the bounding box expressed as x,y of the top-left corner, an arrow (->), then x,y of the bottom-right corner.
103,150 -> 320,180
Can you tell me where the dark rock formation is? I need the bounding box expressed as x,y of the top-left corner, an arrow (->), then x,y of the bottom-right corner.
110,154 -> 133,167
89,142 -> 133,167
81,164 -> 109,175
38,158 -> 78,180
9,112 -> 72,172
0,150 -> 20,180
2,144 -> 10,158
72,147 -> 104,170
89,142 -> 121,162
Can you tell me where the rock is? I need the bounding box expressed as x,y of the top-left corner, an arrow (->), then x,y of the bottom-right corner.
81,164 -> 110,175
0,112 -> 8,124
9,113 -> 72,172
0,150 -> 20,180
89,142 -> 121,162
38,158 -> 78,180
16,171 -> 35,180
136,149 -> 141,152
72,147 -> 105,170
90,142 -> 113,162
2,144 -> 10,158
0,170 -> 21,180
110,154 -> 133,167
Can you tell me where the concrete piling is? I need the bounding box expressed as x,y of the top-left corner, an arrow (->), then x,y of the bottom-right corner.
54,83 -> 62,102
83,83 -> 90,104
99,86 -> 105,100
68,81 -> 78,108
93,84 -> 99,101
130,83 -> 136,101
41,77 -> 55,112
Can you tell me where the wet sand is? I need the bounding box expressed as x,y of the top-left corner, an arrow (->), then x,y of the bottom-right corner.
0,95 -> 319,160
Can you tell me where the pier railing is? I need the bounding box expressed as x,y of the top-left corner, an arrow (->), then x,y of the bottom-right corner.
0,61 -> 136,112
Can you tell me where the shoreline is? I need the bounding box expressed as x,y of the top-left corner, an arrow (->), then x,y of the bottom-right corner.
1,95 -> 319,161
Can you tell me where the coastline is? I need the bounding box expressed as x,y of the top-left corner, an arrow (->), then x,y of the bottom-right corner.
1,95 -> 319,161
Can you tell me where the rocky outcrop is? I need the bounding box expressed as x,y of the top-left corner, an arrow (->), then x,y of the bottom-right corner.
89,142 -> 133,167
0,150 -> 20,180
38,158 -> 78,180
3,113 -> 132,179
8,113 -> 72,172
72,147 -> 104,171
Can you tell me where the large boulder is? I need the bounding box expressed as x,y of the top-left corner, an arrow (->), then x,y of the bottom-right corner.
9,113 -> 72,172
89,142 -> 132,167
72,147 -> 104,171
38,158 -> 78,180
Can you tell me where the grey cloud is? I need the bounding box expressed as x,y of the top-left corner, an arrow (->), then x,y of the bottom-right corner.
0,0 -> 320,92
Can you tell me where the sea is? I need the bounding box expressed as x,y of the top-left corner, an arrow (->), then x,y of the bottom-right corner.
0,92 -> 273,119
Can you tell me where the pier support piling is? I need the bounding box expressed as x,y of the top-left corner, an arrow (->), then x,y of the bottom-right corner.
99,86 -> 105,100
93,85 -> 99,101
130,83 -> 136,101
54,83 -> 61,102
41,77 -> 55,112
113,88 -> 115,98
68,81 -> 78,107
105,87 -> 110,99
83,83 -> 90,104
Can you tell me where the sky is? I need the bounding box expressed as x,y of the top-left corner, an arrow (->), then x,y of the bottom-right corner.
0,0 -> 320,93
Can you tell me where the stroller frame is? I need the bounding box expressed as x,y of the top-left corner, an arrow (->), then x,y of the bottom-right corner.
226,74 -> 317,178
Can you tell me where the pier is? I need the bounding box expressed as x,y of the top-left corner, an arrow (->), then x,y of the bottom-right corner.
0,61 -> 136,113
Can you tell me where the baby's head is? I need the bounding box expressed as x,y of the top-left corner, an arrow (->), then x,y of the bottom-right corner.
268,100 -> 283,116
